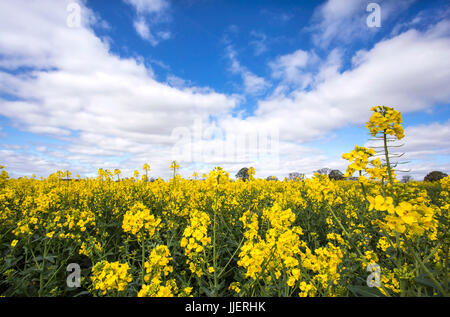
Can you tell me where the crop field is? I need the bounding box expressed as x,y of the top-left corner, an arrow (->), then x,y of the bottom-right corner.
0,107 -> 448,297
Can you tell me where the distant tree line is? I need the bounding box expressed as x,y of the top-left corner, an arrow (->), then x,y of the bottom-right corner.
235,167 -> 447,183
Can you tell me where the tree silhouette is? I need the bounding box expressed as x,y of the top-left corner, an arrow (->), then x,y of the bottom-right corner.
329,170 -> 344,180
236,167 -> 250,181
424,171 -> 447,182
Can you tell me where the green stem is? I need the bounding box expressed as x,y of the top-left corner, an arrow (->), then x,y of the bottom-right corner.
358,171 -> 368,201
411,247 -> 447,296
38,239 -> 48,297
42,250 -> 75,290
218,236 -> 244,278
141,237 -> 146,284
383,132 -> 397,203
327,205 -> 363,258
444,241 -> 449,294
423,240 -> 443,263
212,191 -> 218,295
383,132 -> 394,185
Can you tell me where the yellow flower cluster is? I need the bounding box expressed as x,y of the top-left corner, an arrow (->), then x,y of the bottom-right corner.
304,174 -> 338,205
122,202 -> 161,241
378,269 -> 400,295
138,279 -> 178,297
238,203 -> 304,288
299,242 -> 343,292
441,175 -> 450,190
299,281 -> 317,297
364,157 -> 389,181
205,166 -> 230,188
439,176 -> 450,214
79,237 -> 102,256
90,261 -> 132,295
384,201 -> 438,238
138,245 -> 180,297
327,233 -> 350,249
170,161 -> 179,170
376,237 -> 391,252
228,282 -> 241,293
366,106 -> 404,139
248,167 -> 255,181
144,245 -> 173,280
342,146 -> 376,177
97,168 -> 114,180
180,209 -> 211,277
0,164 -> 9,183
368,195 -> 395,213
369,195 -> 438,238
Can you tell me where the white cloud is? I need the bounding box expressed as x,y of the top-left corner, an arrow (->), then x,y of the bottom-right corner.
309,0 -> 362,47
309,0 -> 416,48
366,121 -> 450,161
0,1 -> 448,180
133,16 -> 171,46
165,74 -> 192,88
157,30 -> 171,40
133,17 -> 153,42
124,0 -> 168,14
241,72 -> 270,96
250,31 -> 268,56
312,48 -> 342,85
0,0 -> 238,178
402,121 -> 450,160
214,20 -> 450,178
124,0 -> 171,44
251,23 -> 450,143
225,45 -> 271,95
390,5 -> 450,37
269,49 -> 319,88
266,48 -> 342,96
363,120 -> 450,179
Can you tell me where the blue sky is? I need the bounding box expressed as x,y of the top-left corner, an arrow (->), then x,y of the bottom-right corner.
0,0 -> 449,179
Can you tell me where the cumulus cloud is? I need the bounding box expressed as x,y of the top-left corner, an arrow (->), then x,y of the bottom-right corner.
366,120 -> 450,165
0,0 -> 237,178
214,20 -> 450,178
363,119 -> 450,179
248,22 -> 450,144
402,121 -> 450,159
269,49 -> 319,89
0,0 -> 448,180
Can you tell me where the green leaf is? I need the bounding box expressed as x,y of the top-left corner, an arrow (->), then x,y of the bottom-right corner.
348,285 -> 385,297
415,276 -> 436,289
200,286 -> 214,296
73,290 -> 90,297
5,255 -> 23,267
413,275 -> 449,295
34,255 -> 56,263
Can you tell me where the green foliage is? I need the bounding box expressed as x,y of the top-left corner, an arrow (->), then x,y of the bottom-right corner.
236,167 -> 249,181
329,170 -> 344,181
424,171 -> 447,182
